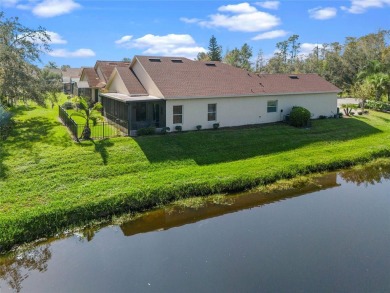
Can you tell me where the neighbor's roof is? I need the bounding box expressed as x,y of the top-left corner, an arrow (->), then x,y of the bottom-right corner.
116,67 -> 148,96
135,56 -> 341,99
62,68 -> 82,78
81,67 -> 105,88
95,61 -> 131,82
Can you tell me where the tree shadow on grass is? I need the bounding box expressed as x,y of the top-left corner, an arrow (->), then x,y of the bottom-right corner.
80,139 -> 115,165
92,139 -> 114,165
0,106 -> 73,178
377,116 -> 390,123
135,118 -> 383,166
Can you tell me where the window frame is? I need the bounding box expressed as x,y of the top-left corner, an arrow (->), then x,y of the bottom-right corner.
207,103 -> 217,121
173,105 -> 183,124
267,100 -> 278,113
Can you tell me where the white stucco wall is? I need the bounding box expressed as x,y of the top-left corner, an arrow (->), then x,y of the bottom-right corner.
165,92 -> 338,131
107,70 -> 129,94
132,60 -> 163,98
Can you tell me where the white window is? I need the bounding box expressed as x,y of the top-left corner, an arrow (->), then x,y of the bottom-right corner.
208,104 -> 217,121
173,105 -> 183,124
267,100 -> 278,113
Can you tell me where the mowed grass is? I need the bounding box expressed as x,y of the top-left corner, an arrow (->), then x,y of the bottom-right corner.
1,104 -> 390,251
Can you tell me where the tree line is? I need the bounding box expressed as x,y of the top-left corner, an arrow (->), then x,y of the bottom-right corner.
0,12 -> 62,107
198,32 -> 390,101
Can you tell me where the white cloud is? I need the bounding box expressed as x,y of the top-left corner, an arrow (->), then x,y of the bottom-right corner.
115,35 -> 133,45
341,0 -> 390,14
48,48 -> 95,58
309,7 -> 337,19
180,17 -> 201,24
32,0 -> 81,17
299,43 -> 324,57
1,0 -> 19,7
252,29 -> 288,40
16,4 -> 31,10
115,33 -> 206,59
47,31 -> 67,44
218,2 -> 257,13
181,2 -> 280,33
255,1 -> 280,10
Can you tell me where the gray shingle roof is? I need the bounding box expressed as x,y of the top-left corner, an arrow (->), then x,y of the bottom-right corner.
135,56 -> 340,99
116,67 -> 147,95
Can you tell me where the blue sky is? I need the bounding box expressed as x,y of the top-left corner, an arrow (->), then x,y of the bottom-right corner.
1,0 -> 389,68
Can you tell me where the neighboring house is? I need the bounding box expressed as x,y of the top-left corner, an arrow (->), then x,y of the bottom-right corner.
62,68 -> 82,94
79,61 -> 131,102
101,56 -> 341,135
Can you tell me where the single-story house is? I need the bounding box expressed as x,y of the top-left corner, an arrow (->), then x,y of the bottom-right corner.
79,61 -> 131,102
100,56 -> 341,135
62,68 -> 82,94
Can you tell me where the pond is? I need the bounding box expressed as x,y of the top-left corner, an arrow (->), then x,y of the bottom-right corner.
1,163 -> 390,292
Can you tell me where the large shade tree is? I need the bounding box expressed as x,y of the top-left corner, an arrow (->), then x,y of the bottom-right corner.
0,12 -> 50,106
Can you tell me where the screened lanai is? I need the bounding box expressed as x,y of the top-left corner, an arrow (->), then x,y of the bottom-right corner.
100,93 -> 166,136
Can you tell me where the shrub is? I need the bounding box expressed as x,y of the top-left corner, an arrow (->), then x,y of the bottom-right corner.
0,104 -> 13,140
318,115 -> 327,119
160,127 -> 170,134
62,101 -> 74,109
175,125 -> 182,132
137,126 -> 156,136
213,123 -> 220,130
365,100 -> 390,112
196,125 -> 202,131
289,106 -> 311,127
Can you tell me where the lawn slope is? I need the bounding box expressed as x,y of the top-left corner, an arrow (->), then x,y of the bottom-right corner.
1,105 -> 390,251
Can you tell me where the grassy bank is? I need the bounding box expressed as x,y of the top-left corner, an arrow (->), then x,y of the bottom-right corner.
1,104 -> 390,252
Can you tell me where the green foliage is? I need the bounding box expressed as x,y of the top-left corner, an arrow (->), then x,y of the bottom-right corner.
289,106 -> 311,127
207,35 -> 222,61
224,43 -> 253,71
175,125 -> 182,132
2,104 -> 390,252
160,127 -> 170,134
365,100 -> 390,111
0,12 -> 50,106
196,125 -> 202,130
62,101 -> 74,110
341,103 -> 359,116
70,97 -> 103,139
0,103 -> 13,140
213,123 -> 220,129
137,126 -> 156,136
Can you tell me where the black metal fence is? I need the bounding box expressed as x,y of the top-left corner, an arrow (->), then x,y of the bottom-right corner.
59,106 -> 128,140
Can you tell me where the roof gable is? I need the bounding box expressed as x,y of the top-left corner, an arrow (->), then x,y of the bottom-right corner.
115,67 -> 147,95
95,61 -> 131,82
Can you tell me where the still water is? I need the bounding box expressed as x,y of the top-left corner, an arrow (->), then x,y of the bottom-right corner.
1,165 -> 390,292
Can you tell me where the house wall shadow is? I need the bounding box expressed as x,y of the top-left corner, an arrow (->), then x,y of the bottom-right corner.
134,118 -> 382,166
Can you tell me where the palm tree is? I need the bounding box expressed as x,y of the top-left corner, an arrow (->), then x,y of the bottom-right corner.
357,60 -> 383,81
70,97 -> 103,139
367,73 -> 389,101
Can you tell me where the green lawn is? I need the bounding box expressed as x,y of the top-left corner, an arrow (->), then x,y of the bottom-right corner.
1,104 -> 390,251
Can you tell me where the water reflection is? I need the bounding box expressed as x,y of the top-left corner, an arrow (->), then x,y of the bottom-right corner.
0,245 -> 51,293
339,162 -> 390,186
1,161 -> 390,292
121,173 -> 339,237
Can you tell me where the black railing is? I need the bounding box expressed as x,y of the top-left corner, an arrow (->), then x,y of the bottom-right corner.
59,106 -> 127,140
